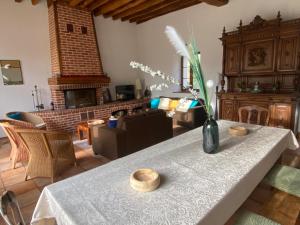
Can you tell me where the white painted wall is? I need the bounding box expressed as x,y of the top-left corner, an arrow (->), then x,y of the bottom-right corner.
94,17 -> 139,100
0,0 -> 52,137
135,0 -> 300,130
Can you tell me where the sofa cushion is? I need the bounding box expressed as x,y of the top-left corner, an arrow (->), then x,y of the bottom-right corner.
150,98 -> 160,109
158,98 -> 170,110
169,100 -> 179,111
189,100 -> 199,108
176,99 -> 193,112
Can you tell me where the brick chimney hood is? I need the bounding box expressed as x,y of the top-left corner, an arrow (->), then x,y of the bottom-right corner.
47,2 -> 110,110
47,1 -> 110,85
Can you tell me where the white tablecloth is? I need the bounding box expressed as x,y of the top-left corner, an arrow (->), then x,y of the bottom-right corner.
31,120 -> 299,225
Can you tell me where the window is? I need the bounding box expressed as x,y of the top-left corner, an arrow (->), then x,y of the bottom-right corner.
180,52 -> 200,92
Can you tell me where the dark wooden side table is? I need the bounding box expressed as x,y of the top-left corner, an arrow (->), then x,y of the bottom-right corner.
77,120 -> 106,145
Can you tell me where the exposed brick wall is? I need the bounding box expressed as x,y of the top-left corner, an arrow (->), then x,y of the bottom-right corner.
34,99 -> 149,133
48,4 -> 61,75
48,2 -> 104,76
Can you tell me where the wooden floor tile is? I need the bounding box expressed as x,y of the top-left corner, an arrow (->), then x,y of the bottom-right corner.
5,180 -> 37,195
33,177 -> 52,190
58,166 -> 85,180
21,203 -> 38,224
1,167 -> 26,187
79,157 -> 106,171
17,189 -> 41,208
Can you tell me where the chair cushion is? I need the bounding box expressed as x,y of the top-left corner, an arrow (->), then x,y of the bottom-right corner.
150,98 -> 160,109
235,210 -> 280,225
176,99 -> 193,112
7,112 -> 21,120
263,164 -> 300,198
158,98 -> 170,110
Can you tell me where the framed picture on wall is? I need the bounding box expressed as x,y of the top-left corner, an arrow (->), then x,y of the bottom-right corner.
0,60 -> 24,85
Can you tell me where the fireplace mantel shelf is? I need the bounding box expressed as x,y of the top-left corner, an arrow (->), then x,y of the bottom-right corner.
48,75 -> 110,85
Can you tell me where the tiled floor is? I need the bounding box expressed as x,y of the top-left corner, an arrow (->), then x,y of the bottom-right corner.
0,133 -> 299,225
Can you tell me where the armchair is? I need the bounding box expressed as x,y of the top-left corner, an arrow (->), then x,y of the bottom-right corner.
0,120 -> 29,169
15,129 -> 76,183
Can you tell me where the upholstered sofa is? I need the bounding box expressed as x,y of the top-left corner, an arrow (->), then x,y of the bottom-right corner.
149,97 -> 207,129
91,109 -> 173,159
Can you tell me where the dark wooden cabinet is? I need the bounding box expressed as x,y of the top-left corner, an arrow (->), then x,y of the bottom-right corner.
218,93 -> 298,130
218,13 -> 300,133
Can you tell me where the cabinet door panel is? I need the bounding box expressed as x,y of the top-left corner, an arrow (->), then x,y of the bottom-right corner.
270,104 -> 291,129
278,36 -> 298,72
221,100 -> 235,121
225,46 -> 240,74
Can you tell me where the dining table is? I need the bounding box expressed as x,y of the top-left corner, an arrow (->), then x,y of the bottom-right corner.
31,120 -> 299,225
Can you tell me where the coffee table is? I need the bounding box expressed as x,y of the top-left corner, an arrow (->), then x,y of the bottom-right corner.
77,119 -> 105,145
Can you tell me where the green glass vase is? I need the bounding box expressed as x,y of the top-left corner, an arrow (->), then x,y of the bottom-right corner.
203,115 -> 219,154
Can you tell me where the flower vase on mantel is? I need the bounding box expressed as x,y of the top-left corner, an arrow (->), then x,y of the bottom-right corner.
203,115 -> 219,154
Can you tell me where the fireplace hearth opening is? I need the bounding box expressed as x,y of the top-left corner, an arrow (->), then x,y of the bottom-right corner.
64,88 -> 97,109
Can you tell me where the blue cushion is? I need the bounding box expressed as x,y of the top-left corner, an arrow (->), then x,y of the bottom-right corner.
8,112 -> 21,120
150,98 -> 160,109
189,100 -> 199,108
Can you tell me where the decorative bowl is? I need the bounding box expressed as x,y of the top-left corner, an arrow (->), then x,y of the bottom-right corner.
130,168 -> 160,192
229,126 -> 248,136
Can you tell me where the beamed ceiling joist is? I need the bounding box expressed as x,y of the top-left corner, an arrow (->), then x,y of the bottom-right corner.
15,0 -> 229,24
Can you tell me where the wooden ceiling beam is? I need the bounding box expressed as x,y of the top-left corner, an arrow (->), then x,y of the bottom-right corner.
31,0 -> 39,4
112,0 -> 166,20
94,0 -> 135,16
88,0 -> 110,11
135,0 -> 202,24
79,0 -> 95,8
103,0 -> 147,18
122,0 -> 179,21
69,0 -> 85,7
202,0 -> 228,6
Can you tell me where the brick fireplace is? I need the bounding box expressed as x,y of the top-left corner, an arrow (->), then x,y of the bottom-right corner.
47,1 -> 110,110
34,2 -> 147,133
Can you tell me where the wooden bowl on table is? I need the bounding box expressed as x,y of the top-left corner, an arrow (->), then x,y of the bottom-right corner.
229,126 -> 248,136
130,168 -> 160,192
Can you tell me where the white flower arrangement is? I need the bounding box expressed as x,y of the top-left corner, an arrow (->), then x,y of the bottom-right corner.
130,26 -> 214,116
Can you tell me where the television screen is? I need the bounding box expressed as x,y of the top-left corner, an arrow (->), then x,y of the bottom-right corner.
115,85 -> 135,101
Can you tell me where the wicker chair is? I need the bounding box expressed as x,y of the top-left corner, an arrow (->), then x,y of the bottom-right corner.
15,129 -> 77,183
6,111 -> 46,129
0,120 -> 29,169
